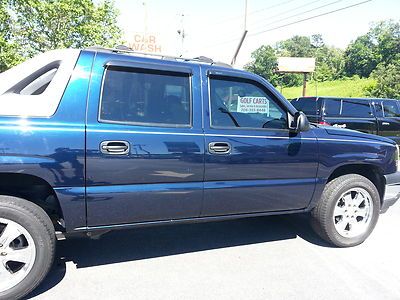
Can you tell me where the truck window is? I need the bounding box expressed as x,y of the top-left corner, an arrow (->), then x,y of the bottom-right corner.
209,77 -> 287,129
323,98 -> 341,117
100,66 -> 191,126
324,98 -> 372,118
292,97 -> 319,115
341,99 -> 372,117
382,100 -> 400,117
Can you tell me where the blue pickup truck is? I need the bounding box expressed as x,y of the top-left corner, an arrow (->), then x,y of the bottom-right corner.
0,47 -> 399,299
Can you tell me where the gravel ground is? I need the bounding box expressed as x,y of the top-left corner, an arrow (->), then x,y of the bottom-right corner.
29,202 -> 400,300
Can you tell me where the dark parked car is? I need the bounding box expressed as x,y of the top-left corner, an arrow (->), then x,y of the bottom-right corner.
292,97 -> 400,144
0,48 -> 399,299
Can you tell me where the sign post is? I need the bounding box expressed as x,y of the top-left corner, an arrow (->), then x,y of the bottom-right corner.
276,57 -> 316,97
302,73 -> 307,97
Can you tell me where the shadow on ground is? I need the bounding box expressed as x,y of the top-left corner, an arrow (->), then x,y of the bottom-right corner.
28,213 -> 330,298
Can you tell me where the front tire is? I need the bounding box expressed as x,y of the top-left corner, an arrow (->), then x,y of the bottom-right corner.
311,174 -> 380,247
0,196 -> 55,299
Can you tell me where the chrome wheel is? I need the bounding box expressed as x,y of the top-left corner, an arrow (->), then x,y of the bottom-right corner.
0,218 -> 36,293
333,188 -> 373,238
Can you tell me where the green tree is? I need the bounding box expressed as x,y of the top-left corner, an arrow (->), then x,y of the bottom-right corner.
276,35 -> 345,85
246,35 -> 346,88
314,46 -> 345,81
276,35 -> 314,57
344,20 -> 400,78
370,20 -> 400,65
244,45 -> 279,86
311,34 -> 324,48
0,2 -> 22,72
10,0 -> 121,57
275,36 -> 313,87
367,61 -> 400,99
344,35 -> 379,77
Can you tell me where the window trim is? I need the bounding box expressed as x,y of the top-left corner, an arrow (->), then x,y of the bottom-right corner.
207,74 -> 289,131
98,64 -> 193,128
105,60 -> 193,75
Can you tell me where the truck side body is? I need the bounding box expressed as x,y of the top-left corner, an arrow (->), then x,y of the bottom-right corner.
0,49 -> 397,234
2,48 -> 400,298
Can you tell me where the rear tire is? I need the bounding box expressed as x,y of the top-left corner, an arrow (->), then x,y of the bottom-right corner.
0,196 -> 55,300
311,174 -> 380,247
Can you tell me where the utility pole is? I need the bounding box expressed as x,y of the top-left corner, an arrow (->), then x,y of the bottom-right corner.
231,30 -> 248,65
244,0 -> 248,30
177,13 -> 185,57
231,0 -> 248,66
143,1 -> 148,35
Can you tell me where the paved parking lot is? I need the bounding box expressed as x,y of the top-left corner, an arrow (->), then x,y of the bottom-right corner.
30,203 -> 400,300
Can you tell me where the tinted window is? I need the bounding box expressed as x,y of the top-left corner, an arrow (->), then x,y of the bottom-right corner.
323,99 -> 341,117
292,97 -> 319,115
209,77 -> 287,129
383,100 -> 400,117
100,67 -> 191,126
324,98 -> 372,118
341,99 -> 371,117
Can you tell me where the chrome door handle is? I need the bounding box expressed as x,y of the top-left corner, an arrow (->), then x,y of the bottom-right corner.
382,122 -> 390,125
209,142 -> 231,154
100,141 -> 130,155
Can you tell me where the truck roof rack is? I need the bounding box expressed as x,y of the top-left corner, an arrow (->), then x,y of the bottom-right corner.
86,45 -> 233,68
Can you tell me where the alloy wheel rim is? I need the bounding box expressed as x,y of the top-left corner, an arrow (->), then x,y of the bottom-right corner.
0,218 -> 36,292
333,187 -> 373,238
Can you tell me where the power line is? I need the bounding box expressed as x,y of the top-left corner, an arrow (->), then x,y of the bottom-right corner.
203,0 -> 321,47
206,34 -> 244,48
205,0 -> 339,48
210,0 -> 297,26
250,0 -> 342,32
247,0 -> 297,16
204,0 -> 338,48
249,0 -> 372,37
204,0 -> 372,49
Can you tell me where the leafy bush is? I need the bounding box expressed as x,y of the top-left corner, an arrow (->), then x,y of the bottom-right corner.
366,60 -> 400,99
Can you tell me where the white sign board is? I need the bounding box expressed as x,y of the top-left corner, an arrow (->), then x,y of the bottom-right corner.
237,97 -> 269,114
277,57 -> 316,73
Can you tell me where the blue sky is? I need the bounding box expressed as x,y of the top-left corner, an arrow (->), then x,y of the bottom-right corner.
113,0 -> 400,67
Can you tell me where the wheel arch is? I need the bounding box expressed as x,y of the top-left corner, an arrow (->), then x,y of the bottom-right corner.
0,172 -> 65,231
326,163 -> 385,205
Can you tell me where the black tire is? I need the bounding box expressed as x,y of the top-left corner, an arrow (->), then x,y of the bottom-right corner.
311,174 -> 380,247
0,196 -> 55,300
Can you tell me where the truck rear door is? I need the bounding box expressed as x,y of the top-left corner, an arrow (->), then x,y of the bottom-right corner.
323,98 -> 378,134
373,99 -> 400,144
85,52 -> 204,227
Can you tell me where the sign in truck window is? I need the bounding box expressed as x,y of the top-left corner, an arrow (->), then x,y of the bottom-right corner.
237,96 -> 270,115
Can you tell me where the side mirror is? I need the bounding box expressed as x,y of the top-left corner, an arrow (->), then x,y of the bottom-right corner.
288,111 -> 310,133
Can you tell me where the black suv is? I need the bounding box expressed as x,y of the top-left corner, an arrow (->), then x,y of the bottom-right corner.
292,97 -> 400,143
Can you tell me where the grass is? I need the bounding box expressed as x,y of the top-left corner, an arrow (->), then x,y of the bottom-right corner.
279,77 -> 376,100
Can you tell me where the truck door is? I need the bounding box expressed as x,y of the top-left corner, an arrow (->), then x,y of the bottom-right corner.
374,99 -> 400,144
323,98 -> 377,134
85,53 -> 204,227
201,69 -> 319,216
